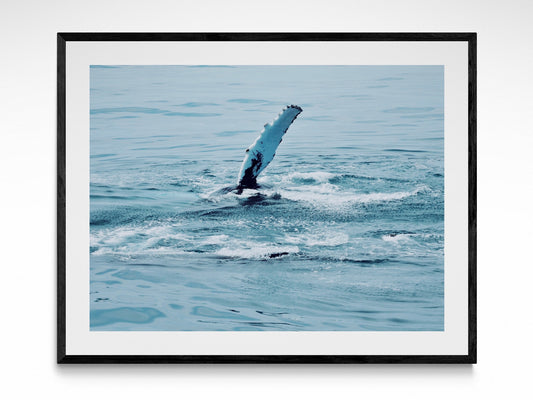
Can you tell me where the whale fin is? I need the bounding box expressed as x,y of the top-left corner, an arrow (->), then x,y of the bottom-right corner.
237,105 -> 302,189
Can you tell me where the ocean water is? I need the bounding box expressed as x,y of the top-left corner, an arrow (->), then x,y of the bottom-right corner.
90,65 -> 444,331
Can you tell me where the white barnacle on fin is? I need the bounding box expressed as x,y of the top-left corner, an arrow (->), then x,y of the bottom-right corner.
237,105 -> 303,188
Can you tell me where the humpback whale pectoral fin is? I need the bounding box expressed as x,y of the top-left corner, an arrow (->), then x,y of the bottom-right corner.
236,105 -> 302,190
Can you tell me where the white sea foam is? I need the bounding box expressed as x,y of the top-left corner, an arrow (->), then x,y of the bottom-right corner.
382,232 -> 444,243
215,245 -> 299,259
285,232 -> 349,247
201,186 -> 261,202
91,224 -> 190,253
277,184 -> 425,207
282,171 -> 336,184
201,234 -> 230,245
382,234 -> 412,243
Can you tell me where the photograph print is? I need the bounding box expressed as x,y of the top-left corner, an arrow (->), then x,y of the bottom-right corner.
89,64 -> 445,332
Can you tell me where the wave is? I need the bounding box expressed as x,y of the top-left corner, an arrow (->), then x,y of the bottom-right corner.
261,170 -> 414,185
202,184 -> 424,209
198,171 -> 429,212
382,233 -> 413,243
90,218 -> 443,264
381,232 -> 444,243
279,171 -> 336,184
215,245 -> 300,260
284,232 -> 349,247
91,224 -> 190,255
305,256 -> 391,265
276,184 -> 426,207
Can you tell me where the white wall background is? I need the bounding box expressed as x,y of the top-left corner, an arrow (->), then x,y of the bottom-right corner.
1,0 -> 531,398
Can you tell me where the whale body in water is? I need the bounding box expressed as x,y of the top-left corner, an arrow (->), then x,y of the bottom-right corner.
236,105 -> 302,191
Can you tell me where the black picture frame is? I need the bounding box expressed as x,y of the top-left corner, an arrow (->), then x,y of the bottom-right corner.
57,32 -> 476,364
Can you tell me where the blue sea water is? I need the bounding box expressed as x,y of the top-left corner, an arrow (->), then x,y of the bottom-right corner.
90,65 -> 444,331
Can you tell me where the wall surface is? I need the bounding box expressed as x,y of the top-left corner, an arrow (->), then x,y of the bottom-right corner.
1,0 -> 531,398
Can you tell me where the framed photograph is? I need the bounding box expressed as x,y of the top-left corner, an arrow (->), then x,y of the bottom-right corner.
57,33 -> 476,363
